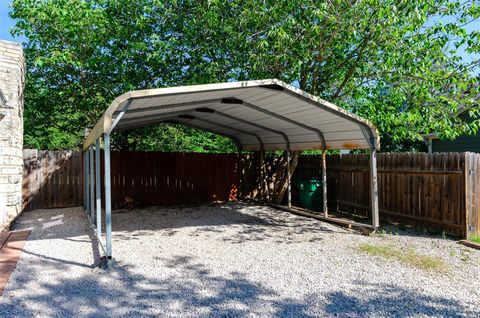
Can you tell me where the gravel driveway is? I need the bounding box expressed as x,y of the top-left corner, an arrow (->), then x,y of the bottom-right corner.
0,202 -> 479,317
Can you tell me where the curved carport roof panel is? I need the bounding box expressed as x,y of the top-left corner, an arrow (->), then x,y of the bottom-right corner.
83,79 -> 380,151
82,79 -> 382,261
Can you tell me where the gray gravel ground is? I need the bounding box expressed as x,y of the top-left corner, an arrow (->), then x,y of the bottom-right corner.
0,202 -> 479,317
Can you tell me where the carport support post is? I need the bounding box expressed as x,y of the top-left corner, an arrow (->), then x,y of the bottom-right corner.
286,147 -> 291,208
83,150 -> 87,210
104,133 -> 113,259
322,149 -> 328,217
259,147 -> 264,201
89,145 -> 95,223
95,138 -> 102,236
370,148 -> 379,228
87,150 -> 92,215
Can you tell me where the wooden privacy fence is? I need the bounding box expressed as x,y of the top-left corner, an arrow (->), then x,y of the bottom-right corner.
108,152 -> 239,207
22,150 -> 480,237
22,150 -> 239,211
295,152 -> 480,237
23,150 -> 83,211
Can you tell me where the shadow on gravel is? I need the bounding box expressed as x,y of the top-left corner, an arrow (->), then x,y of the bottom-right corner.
1,253 -> 475,318
10,207 -> 90,241
110,202 -> 334,244
0,254 -> 320,317
9,208 -> 102,269
373,223 -> 463,243
10,203 -> 333,245
323,281 -> 472,318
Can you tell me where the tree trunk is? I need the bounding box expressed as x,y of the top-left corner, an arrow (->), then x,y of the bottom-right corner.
273,150 -> 300,204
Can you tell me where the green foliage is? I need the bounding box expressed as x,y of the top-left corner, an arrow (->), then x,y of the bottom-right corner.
11,0 -> 208,150
469,234 -> 480,243
10,0 -> 480,152
111,124 -> 237,153
357,243 -> 447,271
179,0 -> 480,151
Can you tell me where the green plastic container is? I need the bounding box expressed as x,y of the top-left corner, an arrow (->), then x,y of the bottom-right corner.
296,178 -> 323,212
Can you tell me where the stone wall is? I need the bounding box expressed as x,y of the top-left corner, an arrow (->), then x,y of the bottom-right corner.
0,40 -> 25,228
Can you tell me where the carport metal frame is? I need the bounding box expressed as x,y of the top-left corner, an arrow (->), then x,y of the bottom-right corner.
82,79 -> 380,260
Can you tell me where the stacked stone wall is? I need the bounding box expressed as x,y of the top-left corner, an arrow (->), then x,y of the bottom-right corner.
0,40 -> 24,227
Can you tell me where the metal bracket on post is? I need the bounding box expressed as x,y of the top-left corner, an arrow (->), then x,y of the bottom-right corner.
108,100 -> 131,133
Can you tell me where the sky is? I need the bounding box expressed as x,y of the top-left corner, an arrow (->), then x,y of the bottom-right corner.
0,1 -> 16,41
0,1 -> 478,70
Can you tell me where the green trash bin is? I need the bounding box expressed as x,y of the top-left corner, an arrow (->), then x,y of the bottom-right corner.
296,178 -> 323,212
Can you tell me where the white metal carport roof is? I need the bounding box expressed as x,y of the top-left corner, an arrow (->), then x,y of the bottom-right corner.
82,79 -> 380,263
83,79 -> 380,151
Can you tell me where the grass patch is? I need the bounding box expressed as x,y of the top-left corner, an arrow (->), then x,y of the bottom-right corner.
468,235 -> 480,244
357,243 -> 447,271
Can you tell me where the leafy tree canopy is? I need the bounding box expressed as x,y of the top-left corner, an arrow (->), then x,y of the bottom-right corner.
10,0 -> 480,152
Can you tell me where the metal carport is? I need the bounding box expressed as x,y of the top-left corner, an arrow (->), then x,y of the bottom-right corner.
83,79 -> 380,260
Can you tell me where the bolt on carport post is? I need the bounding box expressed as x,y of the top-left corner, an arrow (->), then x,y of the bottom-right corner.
370,147 -> 379,228
95,138 -> 102,237
104,133 -> 113,259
